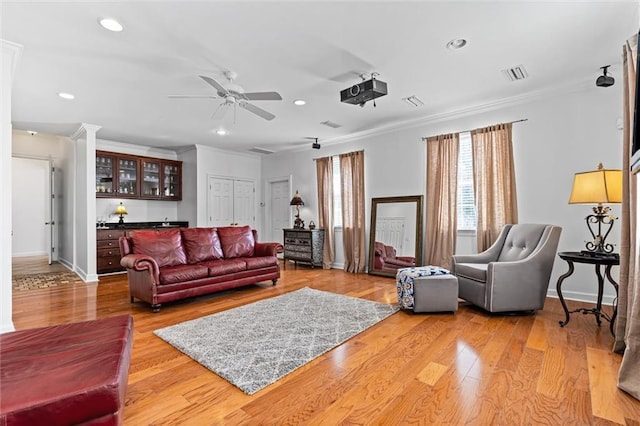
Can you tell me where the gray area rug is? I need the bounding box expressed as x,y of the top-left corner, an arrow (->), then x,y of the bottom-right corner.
154,287 -> 399,395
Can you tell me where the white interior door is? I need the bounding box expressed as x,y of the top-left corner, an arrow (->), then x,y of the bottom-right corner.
207,177 -> 234,227
233,180 -> 255,227
12,157 -> 50,259
207,176 -> 255,227
268,179 -> 290,243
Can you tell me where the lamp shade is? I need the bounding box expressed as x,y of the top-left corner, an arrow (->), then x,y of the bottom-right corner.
289,190 -> 304,206
568,164 -> 622,205
115,202 -> 128,215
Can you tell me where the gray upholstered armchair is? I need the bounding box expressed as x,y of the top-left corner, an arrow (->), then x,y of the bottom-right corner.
452,224 -> 562,313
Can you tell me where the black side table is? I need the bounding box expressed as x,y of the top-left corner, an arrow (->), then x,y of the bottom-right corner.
556,251 -> 619,336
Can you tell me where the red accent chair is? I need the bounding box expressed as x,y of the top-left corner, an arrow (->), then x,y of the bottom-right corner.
373,241 -> 416,272
0,315 -> 134,426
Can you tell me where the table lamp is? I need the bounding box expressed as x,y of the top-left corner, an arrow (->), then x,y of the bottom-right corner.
289,190 -> 305,229
115,202 -> 128,225
568,163 -> 622,254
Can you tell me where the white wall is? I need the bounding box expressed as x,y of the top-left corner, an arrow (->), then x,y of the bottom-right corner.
263,81 -> 624,305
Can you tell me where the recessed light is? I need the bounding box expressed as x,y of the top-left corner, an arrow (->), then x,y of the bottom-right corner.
27,130 -> 38,136
58,92 -> 75,100
216,129 -> 227,136
293,99 -> 306,106
98,17 -> 124,32
446,38 -> 467,50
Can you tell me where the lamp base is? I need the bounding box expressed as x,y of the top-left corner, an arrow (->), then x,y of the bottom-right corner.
583,206 -> 616,254
293,217 -> 305,229
118,215 -> 125,224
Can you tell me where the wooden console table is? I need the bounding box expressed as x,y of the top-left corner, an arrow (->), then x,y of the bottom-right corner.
555,251 -> 619,336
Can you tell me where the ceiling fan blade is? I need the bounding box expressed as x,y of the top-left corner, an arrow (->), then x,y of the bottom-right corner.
242,91 -> 283,101
168,95 -> 219,99
239,101 -> 276,121
199,75 -> 230,96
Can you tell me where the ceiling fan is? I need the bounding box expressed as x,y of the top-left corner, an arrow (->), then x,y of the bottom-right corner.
169,71 -> 282,121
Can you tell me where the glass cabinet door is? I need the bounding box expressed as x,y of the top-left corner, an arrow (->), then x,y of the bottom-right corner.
142,159 -> 161,197
96,153 -> 115,196
163,163 -> 181,199
117,158 -> 138,196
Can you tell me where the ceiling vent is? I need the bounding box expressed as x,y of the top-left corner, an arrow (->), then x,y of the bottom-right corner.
248,147 -> 275,155
320,120 -> 342,129
501,65 -> 528,82
402,95 -> 424,107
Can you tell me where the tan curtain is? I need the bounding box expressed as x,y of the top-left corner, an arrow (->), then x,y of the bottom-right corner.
425,133 -> 459,269
340,150 -> 366,273
471,123 -> 518,251
615,32 -> 639,401
315,156 -> 335,269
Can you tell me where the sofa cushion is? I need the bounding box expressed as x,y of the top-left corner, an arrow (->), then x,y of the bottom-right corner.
217,226 -> 255,258
129,229 -> 187,268
181,228 -> 224,263
455,263 -> 488,283
245,256 -> 279,270
201,259 -> 247,276
159,264 -> 209,285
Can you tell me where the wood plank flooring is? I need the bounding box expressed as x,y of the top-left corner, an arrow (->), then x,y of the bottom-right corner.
10,257 -> 640,425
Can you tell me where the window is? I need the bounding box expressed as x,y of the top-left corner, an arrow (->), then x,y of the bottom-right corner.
457,132 -> 476,231
332,156 -> 342,228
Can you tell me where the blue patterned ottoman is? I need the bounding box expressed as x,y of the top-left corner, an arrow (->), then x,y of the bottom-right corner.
396,266 -> 459,313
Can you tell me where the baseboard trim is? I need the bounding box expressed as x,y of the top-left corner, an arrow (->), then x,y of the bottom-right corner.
546,289 -> 615,306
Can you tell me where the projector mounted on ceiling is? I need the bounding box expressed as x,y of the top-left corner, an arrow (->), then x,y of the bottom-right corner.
340,73 -> 388,107
596,65 -> 615,87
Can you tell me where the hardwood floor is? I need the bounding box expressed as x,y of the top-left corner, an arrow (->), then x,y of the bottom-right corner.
10,258 -> 640,425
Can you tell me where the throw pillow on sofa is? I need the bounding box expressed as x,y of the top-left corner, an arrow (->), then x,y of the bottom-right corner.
181,228 -> 224,263
129,229 -> 187,267
217,226 -> 255,258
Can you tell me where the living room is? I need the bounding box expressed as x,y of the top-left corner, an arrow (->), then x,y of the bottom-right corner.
2,1 -> 640,423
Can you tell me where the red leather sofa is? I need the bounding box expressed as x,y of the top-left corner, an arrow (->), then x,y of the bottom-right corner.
373,241 -> 416,273
119,226 -> 282,312
0,315 -> 134,426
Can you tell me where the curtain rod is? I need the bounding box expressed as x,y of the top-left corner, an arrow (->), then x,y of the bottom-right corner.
421,118 -> 528,141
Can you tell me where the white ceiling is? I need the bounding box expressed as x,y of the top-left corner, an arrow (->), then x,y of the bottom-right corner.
3,1 -> 638,154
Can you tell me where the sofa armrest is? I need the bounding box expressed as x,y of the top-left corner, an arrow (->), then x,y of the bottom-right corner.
254,242 -> 283,257
120,254 -> 160,283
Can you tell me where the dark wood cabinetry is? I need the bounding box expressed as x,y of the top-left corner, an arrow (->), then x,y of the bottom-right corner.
96,150 -> 182,201
283,228 -> 324,268
97,229 -> 126,273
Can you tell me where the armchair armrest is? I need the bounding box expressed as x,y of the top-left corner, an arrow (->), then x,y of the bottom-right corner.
120,254 -> 160,284
254,242 -> 283,257
384,257 -> 416,268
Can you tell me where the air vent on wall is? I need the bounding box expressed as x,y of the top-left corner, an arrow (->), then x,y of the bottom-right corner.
320,120 -> 342,129
501,65 -> 528,82
248,147 -> 275,155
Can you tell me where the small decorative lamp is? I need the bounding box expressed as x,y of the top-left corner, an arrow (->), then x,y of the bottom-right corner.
289,190 -> 305,229
568,163 -> 622,254
115,202 -> 128,225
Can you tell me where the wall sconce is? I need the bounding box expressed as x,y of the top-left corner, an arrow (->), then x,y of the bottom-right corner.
115,202 -> 128,225
568,163 -> 622,254
289,190 -> 305,229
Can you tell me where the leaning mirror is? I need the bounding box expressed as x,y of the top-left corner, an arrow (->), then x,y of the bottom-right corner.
368,195 -> 423,277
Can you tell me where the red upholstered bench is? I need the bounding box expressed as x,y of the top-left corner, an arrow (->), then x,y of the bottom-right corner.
0,315 -> 134,426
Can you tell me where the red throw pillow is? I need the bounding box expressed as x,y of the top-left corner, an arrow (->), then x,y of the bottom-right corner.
181,228 -> 223,263
217,225 -> 255,258
129,229 -> 187,268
